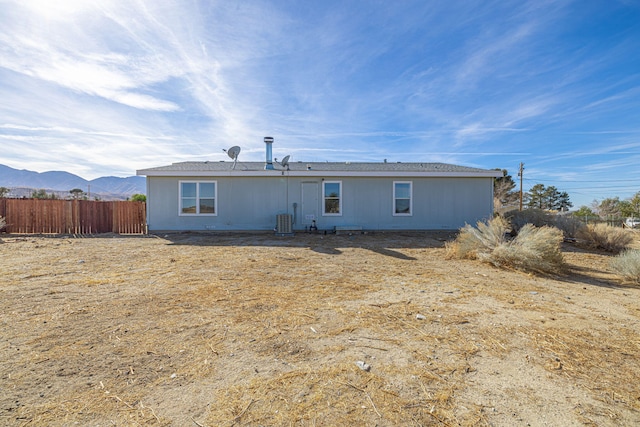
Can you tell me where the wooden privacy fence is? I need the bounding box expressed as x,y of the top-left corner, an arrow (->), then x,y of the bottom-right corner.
0,199 -> 147,234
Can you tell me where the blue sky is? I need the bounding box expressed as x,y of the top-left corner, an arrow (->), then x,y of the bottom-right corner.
1,0 -> 639,208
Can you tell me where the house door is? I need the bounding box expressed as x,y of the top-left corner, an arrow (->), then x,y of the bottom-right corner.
301,182 -> 319,226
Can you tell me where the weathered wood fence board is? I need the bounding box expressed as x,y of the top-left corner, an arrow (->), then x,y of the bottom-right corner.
0,199 -> 146,234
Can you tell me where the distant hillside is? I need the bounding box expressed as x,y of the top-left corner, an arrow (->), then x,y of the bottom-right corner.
0,164 -> 145,200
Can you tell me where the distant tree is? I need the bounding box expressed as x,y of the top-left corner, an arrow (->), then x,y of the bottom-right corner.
32,189 -> 56,199
593,197 -> 622,218
543,186 -> 560,210
573,206 -> 596,219
628,191 -> 640,217
593,193 -> 640,218
69,188 -> 85,200
0,187 -> 9,198
130,194 -> 146,202
493,169 -> 518,210
557,191 -> 573,211
526,184 -> 547,209
526,184 -> 572,211
618,200 -> 634,218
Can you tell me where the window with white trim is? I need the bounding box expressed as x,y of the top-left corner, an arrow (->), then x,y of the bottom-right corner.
322,181 -> 342,215
179,181 -> 217,215
393,181 -> 412,216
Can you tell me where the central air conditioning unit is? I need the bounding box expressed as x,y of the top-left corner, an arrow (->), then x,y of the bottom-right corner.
275,214 -> 293,235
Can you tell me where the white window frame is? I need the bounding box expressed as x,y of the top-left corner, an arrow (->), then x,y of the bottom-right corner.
322,180 -> 342,216
179,180 -> 217,216
393,181 -> 413,216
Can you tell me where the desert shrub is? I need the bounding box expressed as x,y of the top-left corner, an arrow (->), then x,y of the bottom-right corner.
447,218 -> 564,275
445,217 -> 507,259
554,215 -> 586,239
577,223 -> 634,253
504,209 -> 587,239
0,216 -> 5,230
486,224 -> 564,274
610,250 -> 640,284
505,209 -> 554,234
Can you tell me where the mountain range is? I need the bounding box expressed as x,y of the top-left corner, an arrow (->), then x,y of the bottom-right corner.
0,164 -> 145,200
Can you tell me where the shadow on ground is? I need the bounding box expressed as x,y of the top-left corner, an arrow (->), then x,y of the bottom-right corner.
156,230 -> 455,258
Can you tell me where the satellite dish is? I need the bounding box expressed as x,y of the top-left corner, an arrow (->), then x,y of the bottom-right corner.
225,146 -> 241,160
280,155 -> 290,169
223,146 -> 241,169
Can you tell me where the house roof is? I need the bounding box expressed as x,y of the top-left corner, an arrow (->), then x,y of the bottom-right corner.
137,161 -> 503,178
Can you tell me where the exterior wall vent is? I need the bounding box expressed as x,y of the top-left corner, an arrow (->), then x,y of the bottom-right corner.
275,214 -> 293,235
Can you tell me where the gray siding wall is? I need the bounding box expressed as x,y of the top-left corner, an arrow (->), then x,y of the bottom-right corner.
146,175 -> 494,231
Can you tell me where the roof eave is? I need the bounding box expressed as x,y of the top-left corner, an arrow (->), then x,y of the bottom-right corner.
137,170 -> 503,178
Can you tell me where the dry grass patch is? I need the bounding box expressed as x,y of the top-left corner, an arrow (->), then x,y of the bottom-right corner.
1,233 -> 640,426
532,326 -> 640,414
207,363 -> 485,426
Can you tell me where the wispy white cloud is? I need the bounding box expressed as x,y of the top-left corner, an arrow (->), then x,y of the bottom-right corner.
0,124 -> 176,140
0,33 -> 181,111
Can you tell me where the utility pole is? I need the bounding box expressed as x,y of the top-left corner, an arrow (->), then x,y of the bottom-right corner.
518,162 -> 524,211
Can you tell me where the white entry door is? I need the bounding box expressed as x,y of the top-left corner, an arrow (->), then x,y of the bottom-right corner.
301,182 -> 319,226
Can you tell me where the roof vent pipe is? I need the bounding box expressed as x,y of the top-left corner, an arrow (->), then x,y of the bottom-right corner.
264,136 -> 274,170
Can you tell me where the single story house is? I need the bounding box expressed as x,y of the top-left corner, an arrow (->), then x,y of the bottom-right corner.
137,139 -> 502,233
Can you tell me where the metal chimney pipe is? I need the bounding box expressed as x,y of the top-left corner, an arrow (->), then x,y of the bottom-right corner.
264,136 -> 274,170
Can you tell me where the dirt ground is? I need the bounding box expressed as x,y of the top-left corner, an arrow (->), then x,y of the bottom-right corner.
1,231 -> 639,426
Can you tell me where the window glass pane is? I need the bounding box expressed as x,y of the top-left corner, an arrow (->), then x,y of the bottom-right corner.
395,183 -> 410,199
324,182 -> 340,198
181,182 -> 196,198
181,198 -> 197,214
200,199 -> 215,214
325,199 -> 340,214
323,182 -> 340,214
199,182 -> 215,198
180,181 -> 216,215
395,199 -> 410,214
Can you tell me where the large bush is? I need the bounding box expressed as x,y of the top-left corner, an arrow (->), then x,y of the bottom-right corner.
610,249 -> 640,284
553,215 -> 586,239
576,224 -> 634,254
504,209 -> 585,239
505,209 -> 553,233
487,224 -> 564,274
446,217 -> 564,274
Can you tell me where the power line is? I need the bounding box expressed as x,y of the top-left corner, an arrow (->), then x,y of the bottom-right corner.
524,184 -> 638,191
521,178 -> 639,190
524,178 -> 640,183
